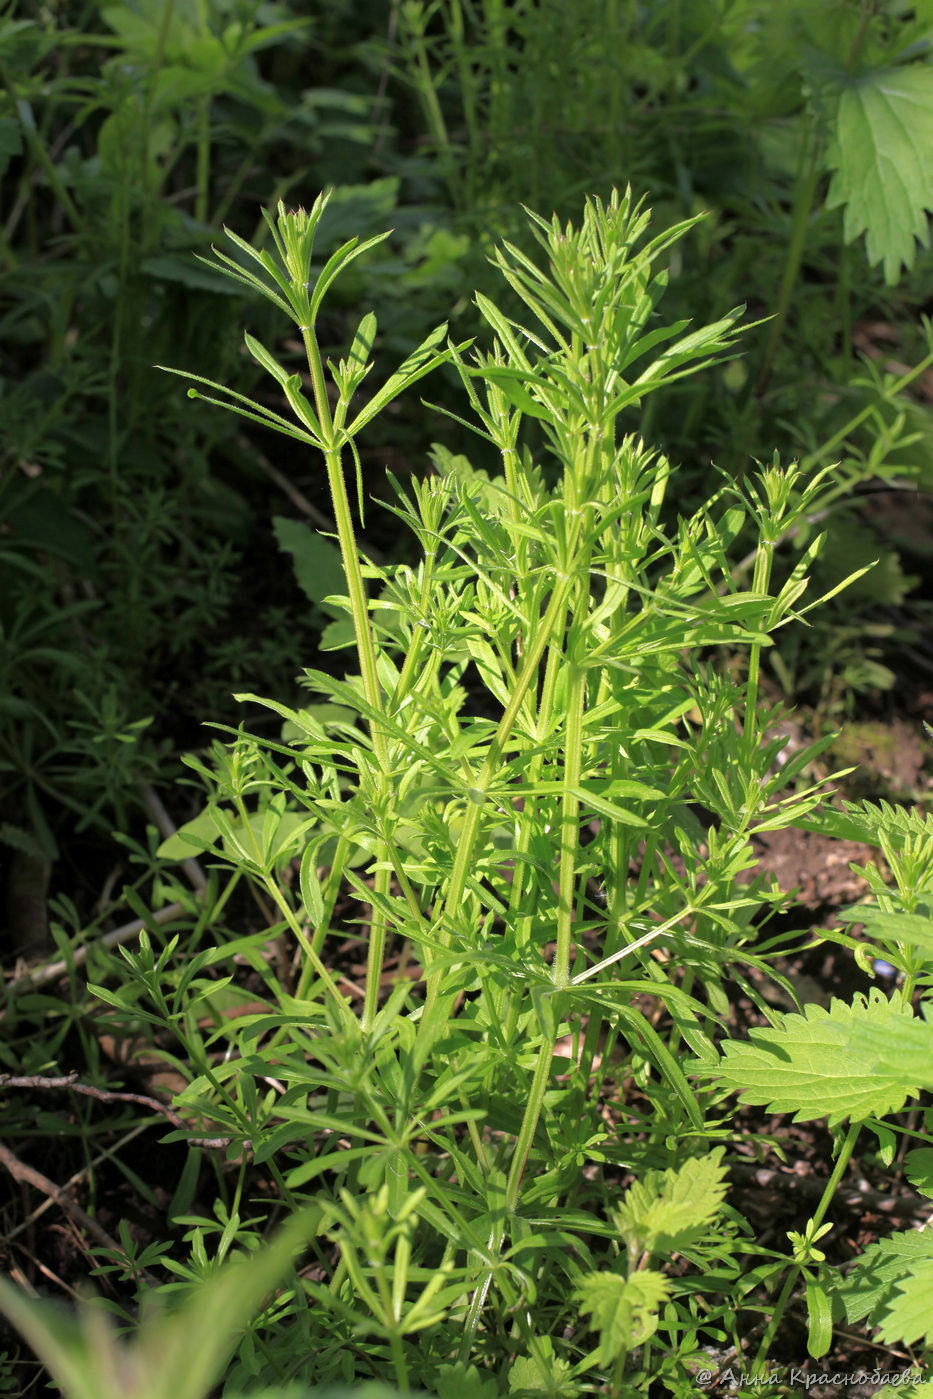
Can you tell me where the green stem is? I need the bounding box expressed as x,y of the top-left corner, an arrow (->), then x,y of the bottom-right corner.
742,528 -> 774,768
195,95 -> 211,225
802,347 -> 933,471
554,663 -> 585,988
750,1122 -> 860,1378
301,325 -> 395,1032
0,57 -> 83,235
506,1025 -> 555,1212
845,2 -> 878,72
258,870 -> 351,1015
755,127 -> 822,398
421,568 -> 578,1020
390,1332 -> 410,1392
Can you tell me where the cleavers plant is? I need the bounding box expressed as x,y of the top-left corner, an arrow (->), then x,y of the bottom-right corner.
80,190 -> 878,1389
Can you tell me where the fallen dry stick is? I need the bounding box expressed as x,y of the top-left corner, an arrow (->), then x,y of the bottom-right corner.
0,1137 -> 159,1284
0,1072 -> 233,1149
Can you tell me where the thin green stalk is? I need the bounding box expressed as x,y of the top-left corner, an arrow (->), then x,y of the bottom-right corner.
142,0 -> 175,202
459,1068 -> 553,1346
755,126 -> 822,398
845,2 -> 879,72
230,790 -> 353,1015
447,0 -> 480,209
390,1332 -> 410,1393
0,58 -> 83,236
741,526 -> 774,768
300,324 -> 395,1032
497,664 -> 586,1215
750,1122 -> 860,1379
554,662 -> 586,987
263,879 -> 351,1009
195,95 -> 211,225
802,346 -> 933,471
506,1025 -> 555,1212
398,2 -> 457,203
422,565 -> 579,1020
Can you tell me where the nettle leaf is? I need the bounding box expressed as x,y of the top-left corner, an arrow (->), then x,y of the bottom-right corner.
573,1271 -> 669,1366
826,64 -> 933,284
837,907 -> 933,959
878,1261 -> 933,1348
708,990 -> 921,1127
611,1148 -> 728,1260
838,1233 -> 933,1352
838,999 -> 933,1092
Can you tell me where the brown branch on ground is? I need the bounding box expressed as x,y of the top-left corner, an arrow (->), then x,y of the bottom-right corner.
0,1139 -> 159,1285
0,1073 -> 233,1150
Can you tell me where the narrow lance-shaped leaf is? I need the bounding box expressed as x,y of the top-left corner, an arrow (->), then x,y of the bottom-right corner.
345,323 -> 458,437
156,366 -> 321,446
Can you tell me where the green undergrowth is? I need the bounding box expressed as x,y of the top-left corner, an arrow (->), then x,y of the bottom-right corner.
3,188 -> 932,1397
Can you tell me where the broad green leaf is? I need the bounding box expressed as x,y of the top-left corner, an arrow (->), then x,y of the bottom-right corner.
573,1270 -> 669,1365
805,1276 -> 833,1359
434,1360 -> 500,1399
826,65 -> 933,284
878,1261 -> 933,1347
837,1230 -> 933,1325
157,807 -> 223,860
795,797 -> 933,848
707,990 -> 921,1127
272,517 -> 345,616
838,1000 -> 933,1091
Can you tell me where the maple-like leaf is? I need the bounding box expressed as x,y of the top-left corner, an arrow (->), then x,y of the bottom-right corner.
706,990 -> 921,1128
573,1271 -> 670,1367
826,64 -> 933,284
508,1336 -> 577,1398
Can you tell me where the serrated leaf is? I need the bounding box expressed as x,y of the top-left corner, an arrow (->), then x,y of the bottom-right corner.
573,1270 -> 669,1366
827,65 -> 933,284
840,999 -> 933,1091
708,991 -> 921,1127
612,1148 -> 729,1259
877,1260 -> 933,1347
838,1230 -> 933,1326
